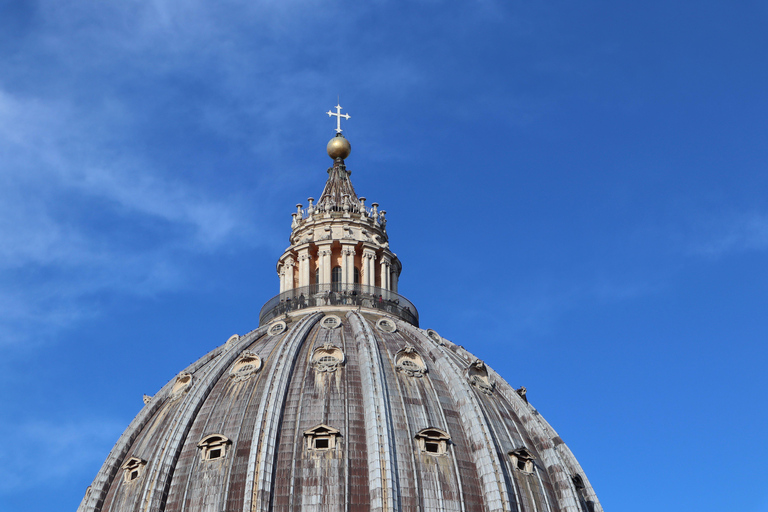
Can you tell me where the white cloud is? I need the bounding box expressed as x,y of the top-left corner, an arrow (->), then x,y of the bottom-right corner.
0,85 -> 252,346
0,1 -> 522,348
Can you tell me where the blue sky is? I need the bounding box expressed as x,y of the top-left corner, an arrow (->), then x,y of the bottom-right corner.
1,1 -> 767,510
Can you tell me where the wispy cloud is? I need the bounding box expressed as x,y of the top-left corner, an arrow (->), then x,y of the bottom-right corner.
686,212 -> 768,258
0,418 -> 124,494
446,277 -> 658,345
0,85 -> 250,346
0,1 -> 522,348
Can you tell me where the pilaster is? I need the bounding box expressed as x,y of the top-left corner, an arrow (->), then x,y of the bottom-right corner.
317,244 -> 333,289
297,248 -> 311,288
282,256 -> 296,292
362,247 -> 377,287
379,254 -> 391,291
341,244 -> 356,286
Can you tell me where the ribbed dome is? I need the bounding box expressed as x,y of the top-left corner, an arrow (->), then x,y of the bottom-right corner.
79,309 -> 600,512
79,120 -> 602,512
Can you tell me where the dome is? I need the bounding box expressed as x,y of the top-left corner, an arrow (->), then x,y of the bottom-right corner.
79,113 -> 602,512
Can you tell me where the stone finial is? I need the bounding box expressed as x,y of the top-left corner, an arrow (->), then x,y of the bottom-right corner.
143,394 -> 152,405
371,202 -> 379,220
307,197 -> 315,218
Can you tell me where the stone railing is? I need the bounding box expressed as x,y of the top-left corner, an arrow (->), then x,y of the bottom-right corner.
259,284 -> 418,326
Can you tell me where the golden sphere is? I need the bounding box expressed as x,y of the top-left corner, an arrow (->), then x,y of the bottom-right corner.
327,135 -> 351,159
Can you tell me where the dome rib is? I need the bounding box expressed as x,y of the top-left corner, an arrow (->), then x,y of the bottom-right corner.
397,321 -> 512,512
517,396 -> 598,511
380,333 -> 424,510
384,318 -> 470,511
487,363 -> 583,512
140,330 -> 266,512
243,312 -> 322,512
348,311 -> 401,512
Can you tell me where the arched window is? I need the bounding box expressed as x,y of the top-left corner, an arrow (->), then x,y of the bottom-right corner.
415,428 -> 451,456
197,434 -> 231,462
331,266 -> 342,291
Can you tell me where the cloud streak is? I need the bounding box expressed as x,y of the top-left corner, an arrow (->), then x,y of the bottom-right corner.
0,84 -> 251,346
0,418 -> 124,494
687,212 -> 768,258
0,0 -> 524,348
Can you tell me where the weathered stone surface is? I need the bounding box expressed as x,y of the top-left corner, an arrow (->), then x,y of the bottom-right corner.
79,310 -> 601,512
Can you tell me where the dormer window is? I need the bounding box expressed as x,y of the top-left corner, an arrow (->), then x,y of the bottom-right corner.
197,434 -> 231,462
310,342 -> 345,372
304,424 -> 341,451
467,360 -> 494,395
229,351 -> 263,382
415,428 -> 450,456
394,345 -> 427,378
169,372 -> 193,400
121,457 -> 146,483
508,447 -> 535,473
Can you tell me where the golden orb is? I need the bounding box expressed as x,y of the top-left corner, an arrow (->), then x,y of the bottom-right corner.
327,134 -> 351,159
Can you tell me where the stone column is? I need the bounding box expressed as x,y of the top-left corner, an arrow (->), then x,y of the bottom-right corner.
319,246 -> 332,291
341,245 -> 356,287
297,249 -> 311,289
362,248 -> 377,287
278,265 -> 285,293
315,245 -> 329,288
380,255 -> 391,291
391,269 -> 398,294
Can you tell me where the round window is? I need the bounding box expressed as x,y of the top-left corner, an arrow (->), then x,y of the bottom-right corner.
376,318 -> 397,333
321,315 -> 342,329
268,321 -> 287,336
426,329 -> 444,345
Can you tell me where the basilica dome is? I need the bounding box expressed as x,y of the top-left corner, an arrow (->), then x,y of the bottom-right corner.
79,111 -> 602,512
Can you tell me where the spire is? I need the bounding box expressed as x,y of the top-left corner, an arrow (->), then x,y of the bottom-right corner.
316,155 -> 361,214
319,103 -> 356,213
